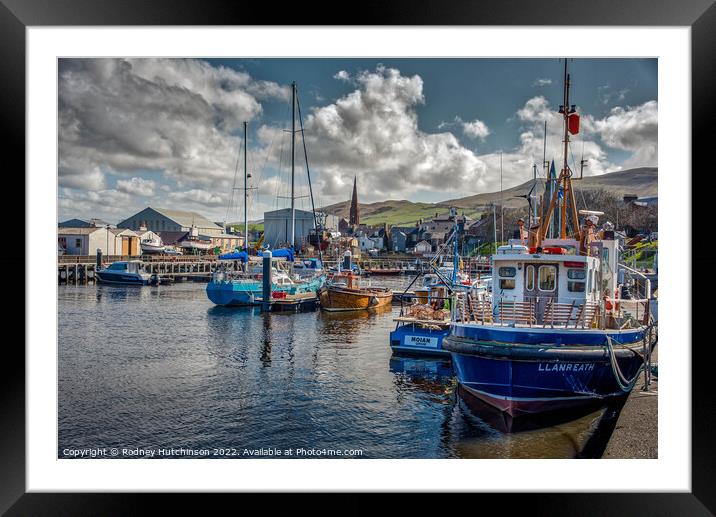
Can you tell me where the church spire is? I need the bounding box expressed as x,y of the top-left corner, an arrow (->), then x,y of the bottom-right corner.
349,175 -> 360,226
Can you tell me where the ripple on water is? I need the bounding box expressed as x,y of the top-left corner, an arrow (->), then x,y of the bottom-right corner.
59,281 -> 608,458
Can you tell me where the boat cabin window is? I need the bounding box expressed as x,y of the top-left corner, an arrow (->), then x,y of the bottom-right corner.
538,265 -> 556,292
526,265 -> 535,291
567,269 -> 586,280
601,248 -> 610,273
568,280 -> 585,292
498,267 -> 516,278
107,262 -> 127,271
499,279 -> 515,290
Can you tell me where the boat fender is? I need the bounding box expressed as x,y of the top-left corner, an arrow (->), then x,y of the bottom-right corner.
369,296 -> 379,307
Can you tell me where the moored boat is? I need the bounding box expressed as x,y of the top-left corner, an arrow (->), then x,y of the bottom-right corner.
389,291 -> 452,357
207,258 -> 325,306
140,235 -> 166,254
391,207 -> 490,357
318,269 -> 392,312
96,260 -> 152,285
443,60 -> 657,422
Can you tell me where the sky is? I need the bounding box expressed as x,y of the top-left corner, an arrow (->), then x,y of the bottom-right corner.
58,58 -> 657,224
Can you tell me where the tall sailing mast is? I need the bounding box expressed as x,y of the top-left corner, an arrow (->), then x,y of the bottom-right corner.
243,121 -> 248,250
290,81 -> 296,248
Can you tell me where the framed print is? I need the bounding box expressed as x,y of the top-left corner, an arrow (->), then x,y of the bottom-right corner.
3,0 -> 713,513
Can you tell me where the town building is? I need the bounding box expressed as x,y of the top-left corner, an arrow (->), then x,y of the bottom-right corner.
413,240 -> 432,255
59,218 -> 115,229
349,176 -> 360,227
391,230 -> 408,253
118,207 -> 224,237
110,228 -> 141,256
418,211 -> 471,251
58,227 -> 140,256
263,208 -> 316,249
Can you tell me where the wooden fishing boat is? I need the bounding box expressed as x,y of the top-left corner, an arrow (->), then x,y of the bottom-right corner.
318,270 -> 392,311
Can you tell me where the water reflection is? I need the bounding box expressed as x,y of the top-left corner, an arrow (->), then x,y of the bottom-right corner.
59,282 -> 623,459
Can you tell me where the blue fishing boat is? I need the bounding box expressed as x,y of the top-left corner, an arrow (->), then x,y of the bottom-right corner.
443,61 -> 657,421
391,209 -> 489,357
389,316 -> 451,357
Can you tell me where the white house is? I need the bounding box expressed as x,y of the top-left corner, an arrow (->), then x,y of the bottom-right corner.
413,240 -> 432,255
58,227 -> 141,256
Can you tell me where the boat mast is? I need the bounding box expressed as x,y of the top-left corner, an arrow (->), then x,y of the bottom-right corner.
500,151 -> 503,243
559,60 -> 570,238
290,81 -> 296,249
542,120 -> 551,239
243,121 -> 248,251
539,59 -> 582,243
531,163 -> 537,227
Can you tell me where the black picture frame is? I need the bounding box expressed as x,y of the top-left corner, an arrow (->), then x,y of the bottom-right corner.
3,0 -> 712,513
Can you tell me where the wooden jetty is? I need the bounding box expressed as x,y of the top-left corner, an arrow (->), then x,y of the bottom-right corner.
58,255 -> 241,285
256,291 -> 320,312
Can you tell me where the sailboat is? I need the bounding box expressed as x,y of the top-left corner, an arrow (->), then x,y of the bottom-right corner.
443,60 -> 657,423
206,83 -> 326,306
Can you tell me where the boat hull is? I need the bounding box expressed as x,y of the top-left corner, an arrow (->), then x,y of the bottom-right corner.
444,324 -> 649,418
318,286 -> 392,311
206,280 -> 261,306
141,245 -> 165,254
207,274 -> 326,307
389,323 -> 450,357
96,272 -> 150,285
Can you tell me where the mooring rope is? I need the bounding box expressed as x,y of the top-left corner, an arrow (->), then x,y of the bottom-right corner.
605,334 -> 644,392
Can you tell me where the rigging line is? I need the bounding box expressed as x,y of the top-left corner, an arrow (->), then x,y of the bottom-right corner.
566,139 -> 588,211
296,93 -> 321,247
225,136 -> 244,225
274,130 -> 285,212
254,99 -> 290,199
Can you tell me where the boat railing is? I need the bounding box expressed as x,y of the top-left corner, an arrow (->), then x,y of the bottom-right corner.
602,296 -> 652,328
456,294 -> 610,329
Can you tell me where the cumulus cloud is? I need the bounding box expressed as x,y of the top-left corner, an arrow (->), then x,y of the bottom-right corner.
593,101 -> 657,152
500,95 -> 657,186
533,78 -> 552,87
59,187 -> 134,218
296,66 -> 490,202
168,189 -> 225,207
116,177 -> 156,196
438,116 -> 490,141
462,119 -> 490,141
333,70 -> 351,81
58,58 -> 287,198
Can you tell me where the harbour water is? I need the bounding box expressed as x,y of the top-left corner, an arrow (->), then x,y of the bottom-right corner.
58,278 -> 616,459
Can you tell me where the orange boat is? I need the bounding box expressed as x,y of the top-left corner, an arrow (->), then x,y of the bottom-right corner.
318,271 -> 393,311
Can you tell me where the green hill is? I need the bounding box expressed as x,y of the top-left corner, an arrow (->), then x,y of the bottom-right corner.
321,167 -> 657,226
